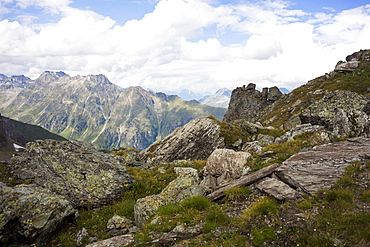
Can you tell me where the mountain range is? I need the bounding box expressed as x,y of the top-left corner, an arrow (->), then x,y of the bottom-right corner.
0,72 -> 226,150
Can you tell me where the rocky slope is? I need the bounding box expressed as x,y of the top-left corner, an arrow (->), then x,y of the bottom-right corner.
0,71 -> 226,150
2,49 -> 370,247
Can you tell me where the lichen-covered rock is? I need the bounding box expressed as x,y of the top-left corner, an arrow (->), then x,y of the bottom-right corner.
134,168 -> 204,227
299,90 -> 370,138
9,139 -> 132,208
106,215 -> 139,236
275,124 -> 333,145
0,182 -> 76,246
141,118 -> 225,164
200,149 -> 252,192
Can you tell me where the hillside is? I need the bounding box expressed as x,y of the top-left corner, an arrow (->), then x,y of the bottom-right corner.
1,50 -> 369,247
0,115 -> 67,161
0,71 -> 226,150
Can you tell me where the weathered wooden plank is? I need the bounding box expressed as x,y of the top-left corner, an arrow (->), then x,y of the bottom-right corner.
207,163 -> 281,200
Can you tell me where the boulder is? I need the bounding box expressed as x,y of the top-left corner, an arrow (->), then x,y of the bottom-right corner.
86,234 -> 134,247
9,139 -> 132,208
0,182 -> 77,246
107,215 -> 139,236
141,118 -> 225,164
134,168 -> 204,227
277,137 -> 370,194
200,149 -> 252,192
334,60 -> 359,73
299,90 -> 370,139
256,177 -> 299,201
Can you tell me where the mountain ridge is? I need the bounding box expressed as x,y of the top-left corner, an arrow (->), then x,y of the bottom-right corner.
0,71 -> 226,150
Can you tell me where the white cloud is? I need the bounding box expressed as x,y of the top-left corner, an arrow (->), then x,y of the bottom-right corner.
0,0 -> 369,94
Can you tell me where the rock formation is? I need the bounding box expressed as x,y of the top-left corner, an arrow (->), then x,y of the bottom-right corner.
223,83 -> 282,123
141,118 -> 225,164
0,182 -> 77,246
8,139 -> 132,208
276,137 -> 370,194
299,90 -> 370,138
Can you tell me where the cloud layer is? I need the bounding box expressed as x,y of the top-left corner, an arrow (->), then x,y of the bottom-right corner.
0,0 -> 369,94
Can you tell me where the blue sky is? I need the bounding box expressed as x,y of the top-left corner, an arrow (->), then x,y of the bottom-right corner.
0,0 -> 369,95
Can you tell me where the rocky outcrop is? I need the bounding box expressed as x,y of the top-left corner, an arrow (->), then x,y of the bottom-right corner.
276,137 -> 370,194
141,118 -> 225,164
335,49 -> 370,73
200,149 -> 252,192
0,182 -> 77,246
134,167 -> 205,227
9,139 -> 132,208
223,83 -> 282,123
275,124 -> 333,145
206,138 -> 370,202
299,90 -> 370,138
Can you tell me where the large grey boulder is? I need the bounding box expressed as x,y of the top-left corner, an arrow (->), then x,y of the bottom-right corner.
141,118 -> 225,164
256,177 -> 299,201
134,167 -> 204,227
200,149 -> 252,192
0,182 -> 77,246
277,137 -> 370,194
9,139 -> 132,208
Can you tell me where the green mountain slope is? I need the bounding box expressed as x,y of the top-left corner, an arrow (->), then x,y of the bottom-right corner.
0,71 -> 226,150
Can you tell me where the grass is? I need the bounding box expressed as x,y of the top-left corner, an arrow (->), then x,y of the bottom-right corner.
207,116 -> 252,146
243,196 -> 278,220
295,161 -> 370,246
225,186 -> 251,202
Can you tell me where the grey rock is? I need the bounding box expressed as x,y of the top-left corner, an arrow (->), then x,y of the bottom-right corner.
141,118 -> 225,164
107,215 -> 133,230
0,182 -> 77,246
242,141 -> 263,154
75,228 -> 89,246
86,234 -> 134,247
200,149 -> 252,192
134,195 -> 169,228
275,124 -> 333,144
267,86 -> 283,101
256,177 -> 300,201
153,223 -> 203,245
277,137 -> 370,194
299,90 -> 370,139
223,84 -> 282,123
134,168 -> 204,227
9,139 -> 132,208
256,134 -> 275,146
334,60 -> 360,73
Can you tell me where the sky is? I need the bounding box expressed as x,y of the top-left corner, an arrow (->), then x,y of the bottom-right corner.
0,0 -> 369,96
